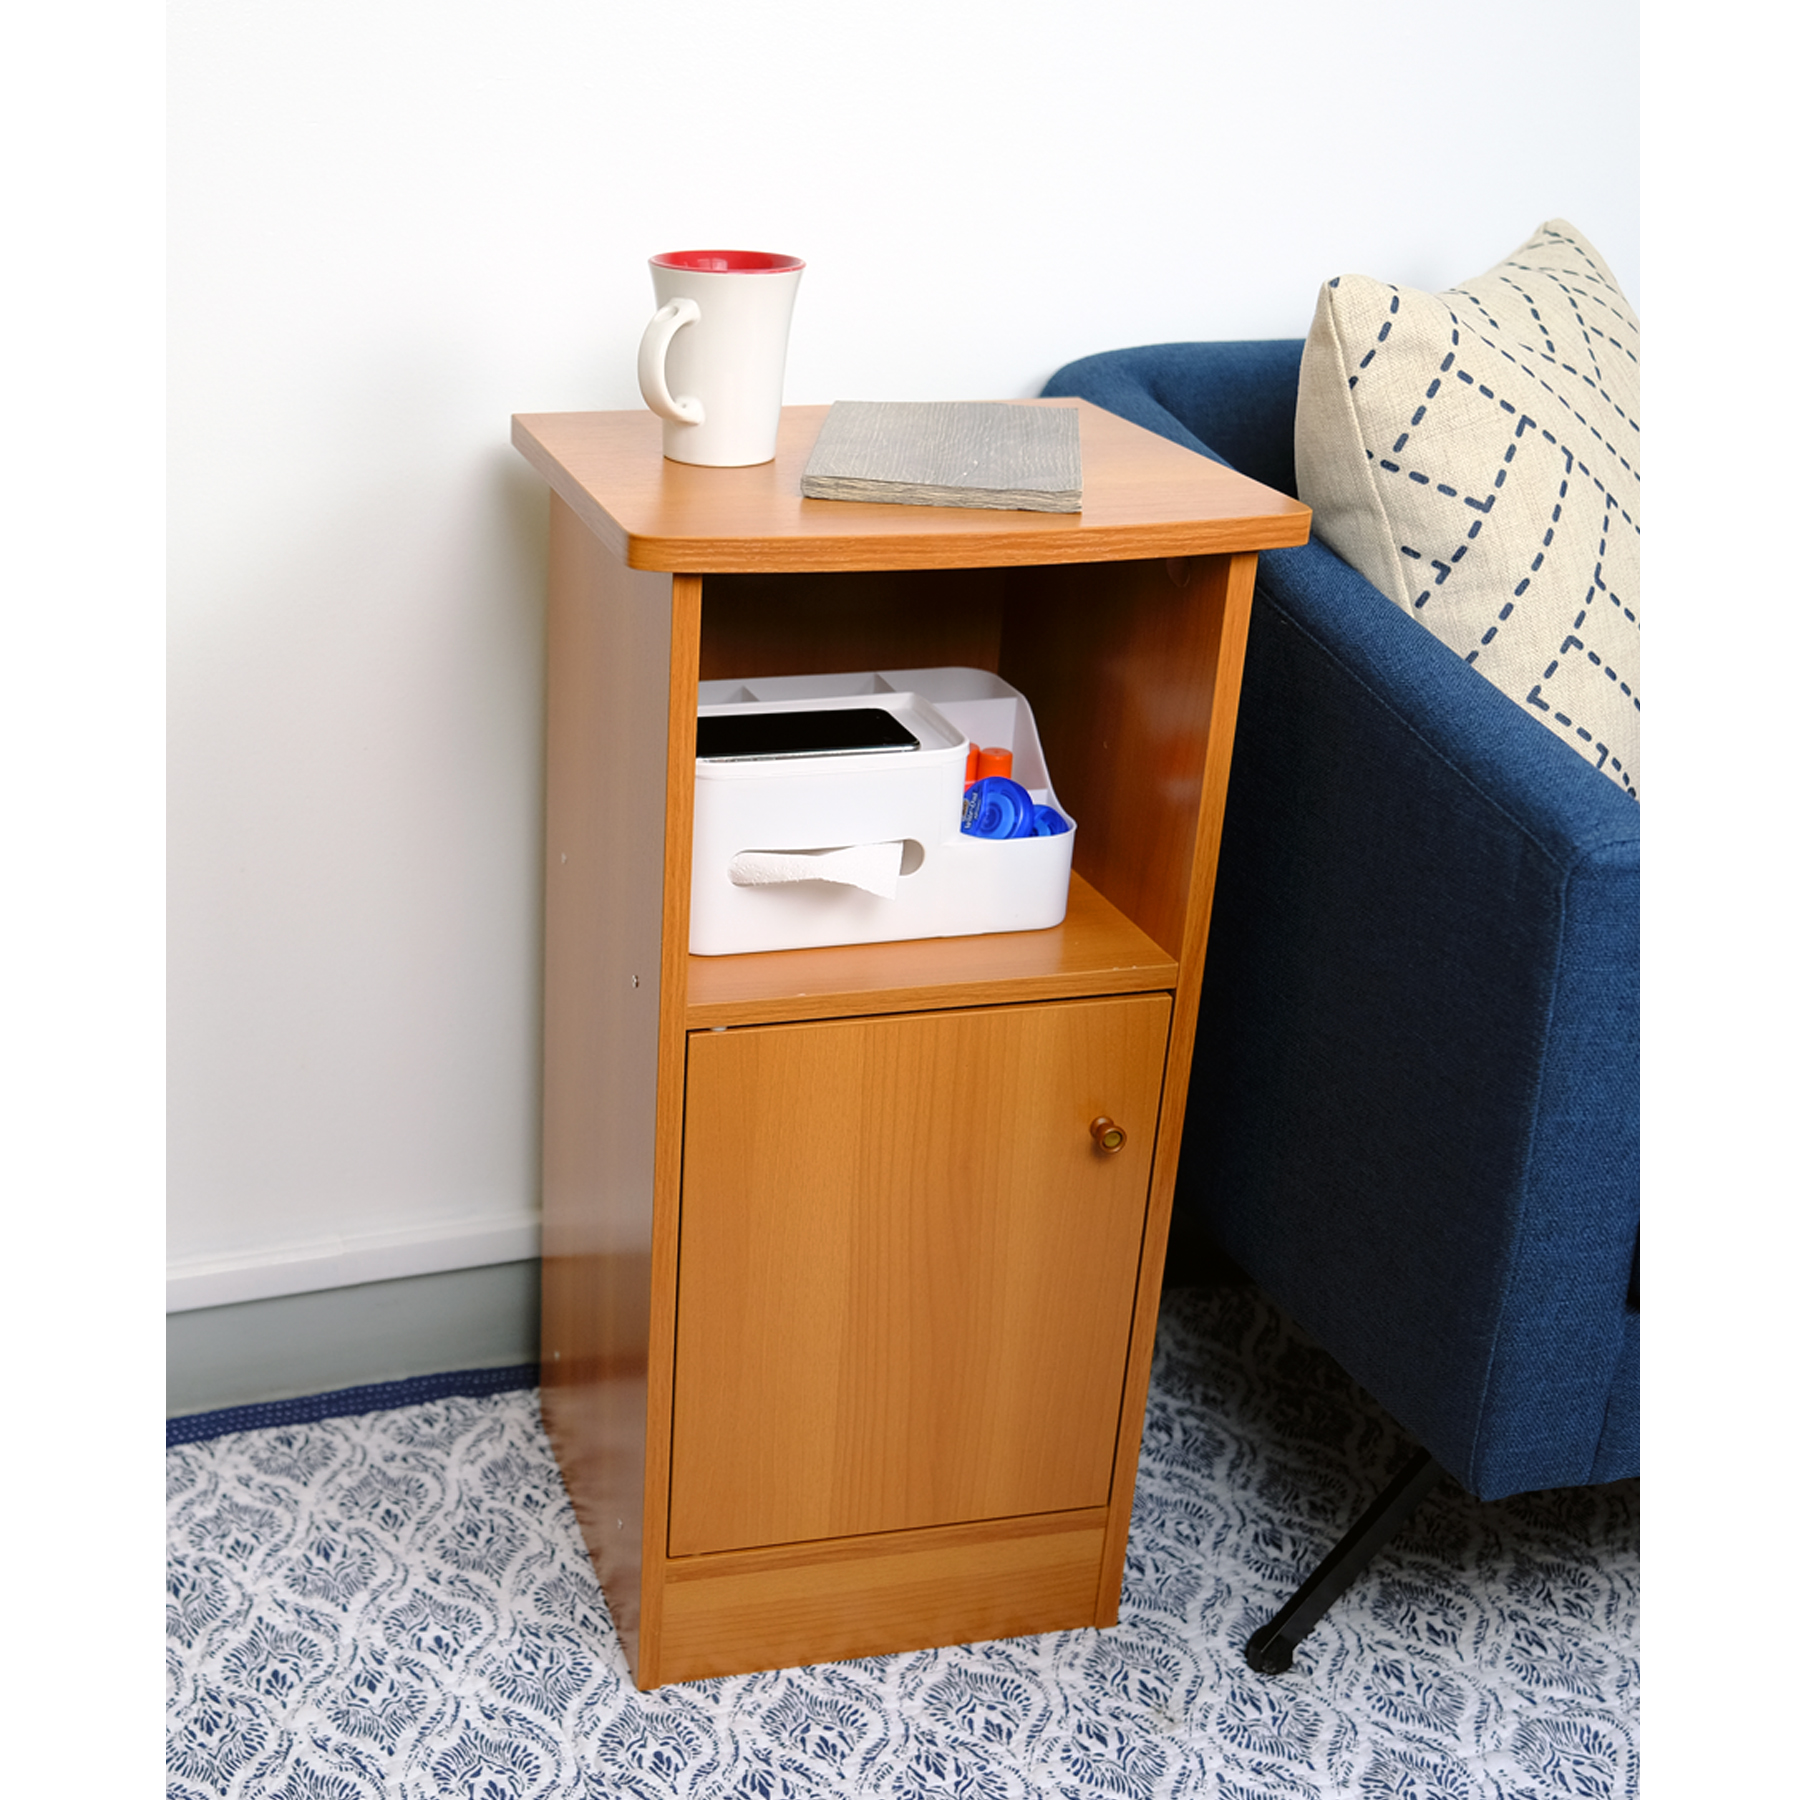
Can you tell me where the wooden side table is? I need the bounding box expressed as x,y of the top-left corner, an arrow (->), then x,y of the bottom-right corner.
511,400 -> 1309,1689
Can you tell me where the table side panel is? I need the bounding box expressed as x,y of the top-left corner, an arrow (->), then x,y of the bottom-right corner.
1000,554 -> 1238,962
1091,549 -> 1261,1617
636,571 -> 704,1683
537,493 -> 674,1677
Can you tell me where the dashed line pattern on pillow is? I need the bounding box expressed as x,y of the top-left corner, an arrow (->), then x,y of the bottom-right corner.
1297,221 -> 1640,796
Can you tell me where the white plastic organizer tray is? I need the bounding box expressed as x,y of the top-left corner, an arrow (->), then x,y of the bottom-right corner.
690,667 -> 1076,956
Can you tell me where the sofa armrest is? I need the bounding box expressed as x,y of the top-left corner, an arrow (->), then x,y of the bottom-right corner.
1195,538 -> 1638,1498
1044,340 -> 1304,496
1047,343 -> 1639,1499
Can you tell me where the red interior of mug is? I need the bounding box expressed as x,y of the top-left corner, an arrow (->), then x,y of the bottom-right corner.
651,250 -> 804,273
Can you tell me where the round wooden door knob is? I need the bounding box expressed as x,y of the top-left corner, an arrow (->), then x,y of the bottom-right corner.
1090,1116 -> 1126,1154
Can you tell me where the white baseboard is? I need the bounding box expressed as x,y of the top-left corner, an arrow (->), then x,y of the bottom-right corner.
166,1212 -> 543,1312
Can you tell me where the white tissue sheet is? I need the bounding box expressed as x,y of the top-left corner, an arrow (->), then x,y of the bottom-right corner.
726,842 -> 906,900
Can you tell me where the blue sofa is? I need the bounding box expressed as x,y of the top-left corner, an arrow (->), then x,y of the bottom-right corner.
1044,342 -> 1639,1665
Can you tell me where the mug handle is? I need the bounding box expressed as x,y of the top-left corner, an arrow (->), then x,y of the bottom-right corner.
637,298 -> 705,425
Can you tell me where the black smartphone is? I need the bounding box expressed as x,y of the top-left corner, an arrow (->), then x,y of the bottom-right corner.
696,707 -> 921,762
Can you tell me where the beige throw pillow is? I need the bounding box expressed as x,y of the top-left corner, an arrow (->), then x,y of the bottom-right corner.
1295,220 -> 1640,797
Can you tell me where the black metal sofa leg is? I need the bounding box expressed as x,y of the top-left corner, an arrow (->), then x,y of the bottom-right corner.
1245,1446 -> 1445,1674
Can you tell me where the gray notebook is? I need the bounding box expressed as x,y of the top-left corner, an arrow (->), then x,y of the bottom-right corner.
800,401 -> 1082,514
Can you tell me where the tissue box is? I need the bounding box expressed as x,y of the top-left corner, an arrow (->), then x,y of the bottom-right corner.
690,667 -> 1077,956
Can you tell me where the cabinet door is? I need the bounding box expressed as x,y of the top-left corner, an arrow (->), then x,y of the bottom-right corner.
669,994 -> 1172,1556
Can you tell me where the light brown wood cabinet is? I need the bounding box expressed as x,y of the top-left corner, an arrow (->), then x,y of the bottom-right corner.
512,401 -> 1308,1688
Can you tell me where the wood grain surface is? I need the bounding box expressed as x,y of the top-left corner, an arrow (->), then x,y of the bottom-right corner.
523,413 -> 1297,1686
696,567 -> 1007,684
669,994 -> 1172,1557
512,400 -> 1308,573
635,570 -> 703,1681
536,494 -> 675,1678
1089,548 -> 1259,1615
685,872 -> 1177,1028
656,1510 -> 1109,1686
999,554 -> 1248,961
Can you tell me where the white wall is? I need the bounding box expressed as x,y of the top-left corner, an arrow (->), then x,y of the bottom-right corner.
167,0 -> 1638,1309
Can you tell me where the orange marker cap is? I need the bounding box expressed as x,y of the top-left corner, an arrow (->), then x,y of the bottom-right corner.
964,743 -> 980,786
976,746 -> 1013,781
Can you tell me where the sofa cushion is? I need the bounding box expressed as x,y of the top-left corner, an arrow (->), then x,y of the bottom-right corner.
1295,220 -> 1640,796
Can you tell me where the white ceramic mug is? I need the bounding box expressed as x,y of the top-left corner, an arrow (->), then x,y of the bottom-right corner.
636,250 -> 804,467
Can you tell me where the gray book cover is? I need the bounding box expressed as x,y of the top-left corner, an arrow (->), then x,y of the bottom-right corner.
801,401 -> 1082,513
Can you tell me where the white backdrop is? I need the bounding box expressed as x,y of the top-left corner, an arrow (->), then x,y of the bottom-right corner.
167,0 -> 1639,1307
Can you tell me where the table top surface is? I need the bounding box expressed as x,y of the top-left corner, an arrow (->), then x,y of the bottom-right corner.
512,400 -> 1310,574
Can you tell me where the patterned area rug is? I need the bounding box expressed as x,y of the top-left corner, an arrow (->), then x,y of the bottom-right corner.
166,1284 -> 1639,1798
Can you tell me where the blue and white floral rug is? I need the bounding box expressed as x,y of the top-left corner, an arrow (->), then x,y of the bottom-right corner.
166,1284 -> 1639,1798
